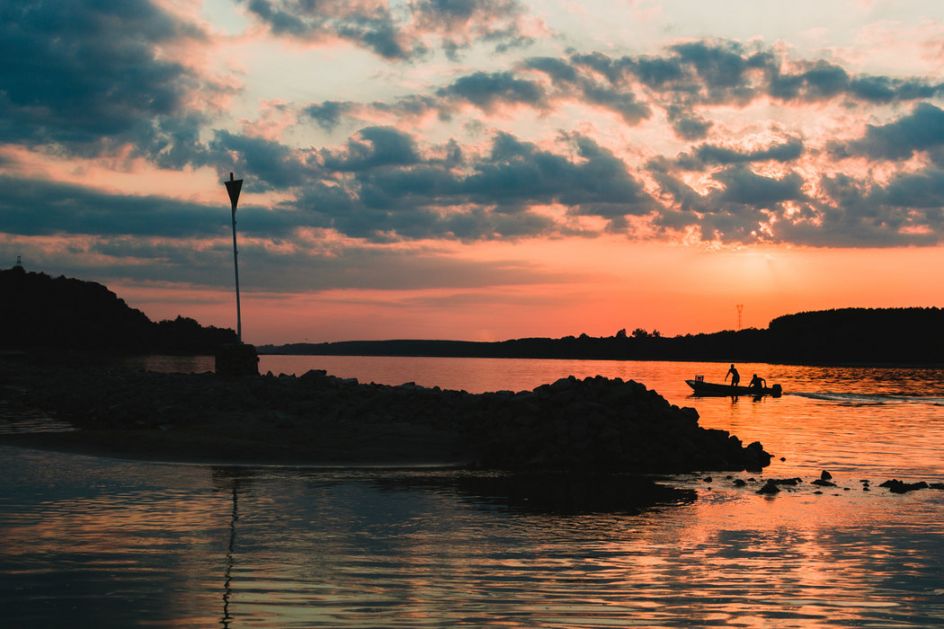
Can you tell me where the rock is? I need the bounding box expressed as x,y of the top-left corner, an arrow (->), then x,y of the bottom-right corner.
769,477 -> 802,486
879,479 -> 929,494
703,477 -> 713,483
812,479 -> 836,487
757,479 -> 780,495
813,490 -> 823,495
930,483 -> 944,490
214,343 -> 259,377
8,359 -> 774,474
780,456 -> 786,462
820,470 -> 832,481
733,479 -> 747,487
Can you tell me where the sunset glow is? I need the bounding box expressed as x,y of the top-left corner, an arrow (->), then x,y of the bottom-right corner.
3,1 -> 943,342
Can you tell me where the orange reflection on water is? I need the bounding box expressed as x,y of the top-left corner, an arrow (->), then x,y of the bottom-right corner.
3,357 -> 944,626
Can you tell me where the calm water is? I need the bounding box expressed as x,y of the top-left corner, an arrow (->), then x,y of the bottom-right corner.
2,356 -> 943,626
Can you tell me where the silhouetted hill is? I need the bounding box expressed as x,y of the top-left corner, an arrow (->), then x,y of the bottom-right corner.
261,308 -> 944,365
0,266 -> 236,353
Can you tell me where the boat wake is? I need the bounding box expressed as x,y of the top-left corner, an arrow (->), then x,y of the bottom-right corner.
790,391 -> 944,406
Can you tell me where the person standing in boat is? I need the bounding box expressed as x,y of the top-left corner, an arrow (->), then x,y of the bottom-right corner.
725,364 -> 740,387
749,374 -> 767,392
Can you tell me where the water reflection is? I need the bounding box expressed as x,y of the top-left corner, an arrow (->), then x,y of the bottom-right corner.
1,447 -> 942,627
373,472 -> 696,515
216,471 -> 241,629
3,355 -> 944,626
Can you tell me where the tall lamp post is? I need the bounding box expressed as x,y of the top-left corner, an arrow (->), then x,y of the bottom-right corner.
224,173 -> 243,343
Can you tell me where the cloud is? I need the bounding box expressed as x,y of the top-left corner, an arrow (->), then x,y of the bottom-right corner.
0,175 -> 302,239
770,61 -> 943,104
769,172 -> 941,247
300,42 -> 943,140
295,130 -> 653,240
650,158 -> 944,247
411,0 -> 533,59
715,166 -> 805,205
209,130 -> 318,189
833,102 -> 944,160
242,0 -> 411,59
437,71 -> 547,111
0,126 -> 652,244
304,101 -> 355,131
239,0 -> 533,61
0,0 -> 211,154
881,168 -> 944,209
463,133 -> 652,214
6,232 -> 565,293
676,138 -> 804,169
321,126 -> 421,170
569,41 -> 943,112
666,107 -> 712,140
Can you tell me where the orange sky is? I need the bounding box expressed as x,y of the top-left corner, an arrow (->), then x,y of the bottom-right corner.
111,241 -> 944,343
2,1 -> 944,343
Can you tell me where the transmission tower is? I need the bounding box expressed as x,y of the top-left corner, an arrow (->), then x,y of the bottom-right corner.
736,304 -> 744,331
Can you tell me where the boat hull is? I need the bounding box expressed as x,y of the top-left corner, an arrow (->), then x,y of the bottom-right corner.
685,380 -> 782,397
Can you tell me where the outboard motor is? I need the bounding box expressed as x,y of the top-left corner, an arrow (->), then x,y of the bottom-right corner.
771,384 -> 783,398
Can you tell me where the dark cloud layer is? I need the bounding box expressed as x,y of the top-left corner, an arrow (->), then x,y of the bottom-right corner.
298,129 -> 654,241
650,156 -> 944,246
305,40 -> 943,142
438,71 -> 547,110
0,1 -> 207,153
240,0 -> 531,60
3,13 -> 944,253
0,175 -> 302,239
9,233 -> 563,293
6,110 -> 944,250
677,138 -> 804,169
833,103 -> 944,160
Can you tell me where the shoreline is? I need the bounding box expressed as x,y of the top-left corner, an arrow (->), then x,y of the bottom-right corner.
259,351 -> 944,370
0,433 -> 470,470
0,355 -> 772,473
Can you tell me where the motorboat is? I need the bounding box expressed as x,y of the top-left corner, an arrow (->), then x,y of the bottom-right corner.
685,376 -> 782,397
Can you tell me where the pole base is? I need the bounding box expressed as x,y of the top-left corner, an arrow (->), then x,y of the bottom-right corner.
215,343 -> 259,377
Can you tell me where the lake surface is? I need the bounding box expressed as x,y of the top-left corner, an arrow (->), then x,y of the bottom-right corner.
2,356 -> 943,626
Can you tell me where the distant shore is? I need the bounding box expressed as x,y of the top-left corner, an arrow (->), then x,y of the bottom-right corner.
0,354 -> 770,472
259,307 -> 944,366
259,343 -> 944,369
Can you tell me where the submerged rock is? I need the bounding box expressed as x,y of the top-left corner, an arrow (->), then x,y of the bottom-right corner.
879,479 -> 929,494
812,479 -> 837,487
757,479 -> 780,495
768,477 -> 802,486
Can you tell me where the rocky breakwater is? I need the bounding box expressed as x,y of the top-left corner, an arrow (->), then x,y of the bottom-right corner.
0,358 -> 770,471
466,375 -> 770,471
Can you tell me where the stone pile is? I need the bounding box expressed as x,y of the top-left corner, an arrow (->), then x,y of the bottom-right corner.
3,360 -> 772,472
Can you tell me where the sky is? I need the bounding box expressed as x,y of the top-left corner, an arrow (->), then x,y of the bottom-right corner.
2,0 -> 944,343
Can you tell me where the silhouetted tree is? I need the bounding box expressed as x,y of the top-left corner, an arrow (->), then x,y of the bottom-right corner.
0,267 -> 236,353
